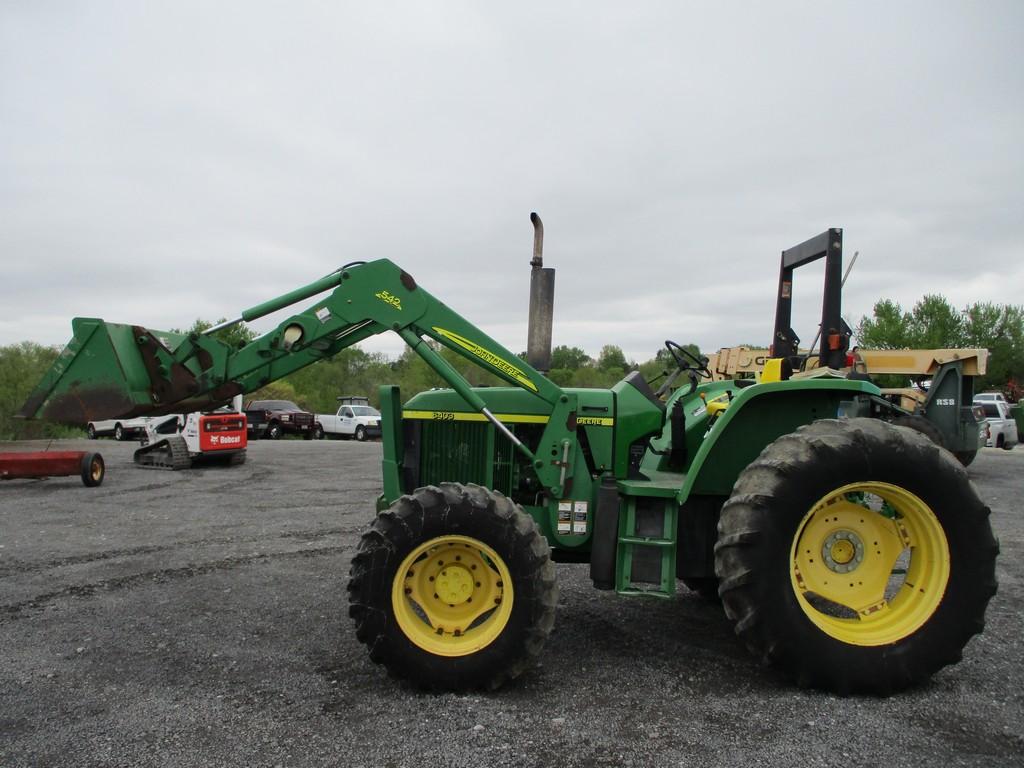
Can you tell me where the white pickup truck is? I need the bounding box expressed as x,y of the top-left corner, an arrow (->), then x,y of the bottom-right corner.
974,395 -> 1019,450
315,400 -> 382,441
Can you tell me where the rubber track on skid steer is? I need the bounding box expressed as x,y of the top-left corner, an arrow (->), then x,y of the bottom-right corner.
133,436 -> 192,470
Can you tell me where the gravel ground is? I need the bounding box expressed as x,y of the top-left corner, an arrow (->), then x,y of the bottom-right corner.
1,438 -> 1022,768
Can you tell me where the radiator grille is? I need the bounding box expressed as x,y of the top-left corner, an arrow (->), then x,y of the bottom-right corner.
417,421 -> 517,497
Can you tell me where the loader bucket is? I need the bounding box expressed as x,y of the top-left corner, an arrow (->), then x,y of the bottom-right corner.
19,318 -> 191,425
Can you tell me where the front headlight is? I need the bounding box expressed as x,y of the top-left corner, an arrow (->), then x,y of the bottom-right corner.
281,415 -> 291,422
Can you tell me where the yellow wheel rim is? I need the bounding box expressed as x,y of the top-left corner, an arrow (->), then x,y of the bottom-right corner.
90,459 -> 103,482
790,482 -> 950,646
391,535 -> 514,657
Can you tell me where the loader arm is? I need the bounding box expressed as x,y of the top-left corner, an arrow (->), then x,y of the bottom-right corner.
19,259 -> 579,494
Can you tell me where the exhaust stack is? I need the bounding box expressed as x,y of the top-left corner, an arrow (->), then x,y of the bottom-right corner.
526,212 -> 555,374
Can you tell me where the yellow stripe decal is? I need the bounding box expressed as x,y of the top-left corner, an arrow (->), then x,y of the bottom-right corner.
432,326 -> 539,393
402,410 -> 614,426
403,410 -> 547,424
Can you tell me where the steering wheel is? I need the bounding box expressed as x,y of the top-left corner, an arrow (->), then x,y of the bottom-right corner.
665,340 -> 711,379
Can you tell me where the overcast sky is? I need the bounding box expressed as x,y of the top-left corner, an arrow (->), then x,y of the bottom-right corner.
2,2 -> 1021,364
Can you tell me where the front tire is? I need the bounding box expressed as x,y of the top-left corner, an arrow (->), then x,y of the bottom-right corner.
265,423 -> 282,440
348,483 -> 557,691
354,425 -> 367,442
715,418 -> 998,695
113,423 -> 124,441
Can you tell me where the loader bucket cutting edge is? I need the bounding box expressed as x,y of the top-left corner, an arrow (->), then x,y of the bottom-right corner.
33,386 -> 142,425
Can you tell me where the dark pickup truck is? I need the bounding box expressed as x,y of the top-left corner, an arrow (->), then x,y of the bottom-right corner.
243,399 -> 316,439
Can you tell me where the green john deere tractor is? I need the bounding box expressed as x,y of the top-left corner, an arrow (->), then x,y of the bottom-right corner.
21,246 -> 998,695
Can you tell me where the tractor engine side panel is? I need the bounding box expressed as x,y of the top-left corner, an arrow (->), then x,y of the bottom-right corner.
391,387 -> 614,554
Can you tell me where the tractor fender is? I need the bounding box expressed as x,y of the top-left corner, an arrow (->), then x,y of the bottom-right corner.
676,378 -> 881,503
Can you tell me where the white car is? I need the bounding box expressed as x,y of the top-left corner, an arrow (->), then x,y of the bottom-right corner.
86,414 -> 181,441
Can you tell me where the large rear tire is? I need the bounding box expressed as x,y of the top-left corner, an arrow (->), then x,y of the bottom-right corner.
348,483 -> 557,691
890,414 -> 945,448
715,418 -> 998,695
954,449 -> 978,467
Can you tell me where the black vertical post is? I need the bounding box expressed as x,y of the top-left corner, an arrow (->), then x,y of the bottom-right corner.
820,228 -> 846,369
772,228 -> 848,369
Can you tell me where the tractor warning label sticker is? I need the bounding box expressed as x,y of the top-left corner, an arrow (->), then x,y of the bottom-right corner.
572,501 -> 588,535
557,500 -> 588,536
315,306 -> 331,323
557,502 -> 572,534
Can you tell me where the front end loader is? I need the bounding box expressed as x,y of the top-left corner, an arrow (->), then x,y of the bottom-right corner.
21,252 -> 998,695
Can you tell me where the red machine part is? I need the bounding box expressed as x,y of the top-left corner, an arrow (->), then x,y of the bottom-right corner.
0,451 -> 105,487
198,413 -> 247,453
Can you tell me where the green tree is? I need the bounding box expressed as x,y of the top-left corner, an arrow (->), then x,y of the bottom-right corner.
963,302 -> 1024,394
550,345 -> 591,370
858,295 -> 964,350
0,342 -> 80,440
856,299 -> 912,349
568,366 -> 614,388
172,318 -> 258,349
858,295 -> 1024,396
597,345 -> 629,376
246,380 -> 301,406
906,295 -> 965,349
281,347 -> 394,411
